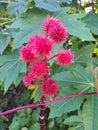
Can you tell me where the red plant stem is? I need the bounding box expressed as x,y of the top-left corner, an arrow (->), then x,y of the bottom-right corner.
39,96 -> 46,130
0,92 -> 96,117
48,54 -> 59,61
0,103 -> 41,116
46,92 -> 97,107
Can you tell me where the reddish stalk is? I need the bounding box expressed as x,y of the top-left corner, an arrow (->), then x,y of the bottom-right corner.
0,103 -> 41,116
48,54 -> 59,61
46,92 -> 97,107
39,96 -> 46,130
0,92 -> 96,117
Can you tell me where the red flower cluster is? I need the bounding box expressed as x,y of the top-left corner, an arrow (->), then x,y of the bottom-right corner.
20,35 -> 53,62
20,16 -> 74,97
41,79 -> 58,97
23,61 -> 49,86
42,17 -> 68,44
29,61 -> 49,80
56,49 -> 74,66
23,73 -> 34,86
28,35 -> 53,59
20,45 -> 36,62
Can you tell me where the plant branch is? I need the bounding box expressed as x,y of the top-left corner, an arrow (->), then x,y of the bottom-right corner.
46,92 -> 97,107
39,96 -> 46,130
0,92 -> 97,117
48,54 -> 59,61
0,103 -> 41,116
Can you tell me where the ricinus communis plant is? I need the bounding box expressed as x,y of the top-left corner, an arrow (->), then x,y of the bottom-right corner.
0,16 -> 97,130
20,16 -> 73,130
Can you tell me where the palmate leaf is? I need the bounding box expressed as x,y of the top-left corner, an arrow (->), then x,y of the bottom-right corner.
72,44 -> 96,65
0,34 -> 10,55
68,125 -> 84,130
9,7 -> 49,50
9,7 -> 70,50
63,115 -> 83,130
63,93 -> 98,130
60,14 -> 95,41
63,115 -> 83,125
58,0 -> 72,3
7,0 -> 29,15
82,93 -> 98,130
0,51 -> 26,93
82,13 -> 98,35
49,65 -> 95,118
34,0 -> 61,12
34,0 -> 72,12
8,7 -> 95,50
53,11 -> 95,41
30,123 -> 40,130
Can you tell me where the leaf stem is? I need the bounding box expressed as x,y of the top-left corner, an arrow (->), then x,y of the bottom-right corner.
0,92 -> 96,117
48,54 -> 59,61
39,96 -> 46,130
46,92 -> 97,107
0,103 -> 41,116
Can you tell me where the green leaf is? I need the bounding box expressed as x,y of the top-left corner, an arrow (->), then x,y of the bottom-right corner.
0,34 -> 10,55
58,0 -> 72,3
52,65 -> 94,88
31,111 -> 39,123
9,7 -> 49,49
30,123 -> 40,130
68,124 -> 84,130
34,0 -> 61,12
19,117 -> 29,127
49,65 -> 95,118
63,116 -> 83,125
9,7 -> 95,50
21,127 -> 28,130
73,44 -> 96,65
0,54 -> 20,66
13,74 -> 24,87
82,13 -> 98,35
9,117 -> 20,130
49,96 -> 83,118
82,94 -> 98,130
57,13 -> 95,41
7,1 -> 28,15
5,7 -> 96,54
0,51 -> 26,93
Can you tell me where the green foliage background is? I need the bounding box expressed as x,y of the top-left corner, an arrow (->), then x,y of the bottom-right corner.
0,0 -> 98,130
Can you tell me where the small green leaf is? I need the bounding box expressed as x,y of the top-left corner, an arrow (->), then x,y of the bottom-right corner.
49,96 -> 83,118
34,0 -> 61,12
72,44 -> 96,65
58,13 -> 95,41
9,117 -> 20,130
82,94 -> 98,130
68,124 -> 84,130
7,1 -> 27,15
21,127 -> 29,130
9,7 -> 48,49
82,13 -> 98,35
63,116 -> 83,125
0,51 -> 26,93
30,123 -> 40,130
0,34 -> 10,55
